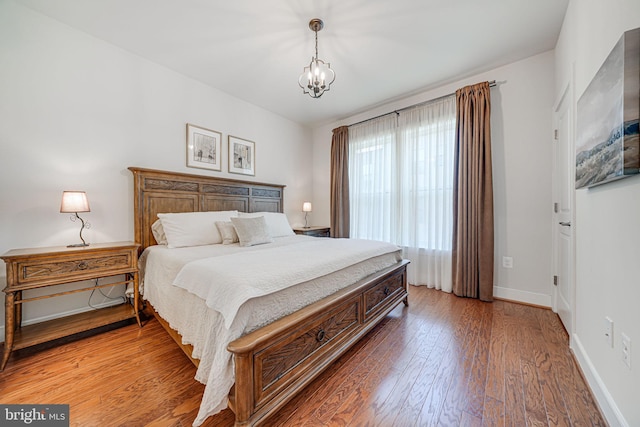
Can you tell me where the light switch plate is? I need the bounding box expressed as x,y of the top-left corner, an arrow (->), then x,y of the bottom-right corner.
604,317 -> 614,348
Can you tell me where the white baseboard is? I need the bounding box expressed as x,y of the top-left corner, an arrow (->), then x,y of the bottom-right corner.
493,285 -> 552,307
0,299 -> 126,344
572,334 -> 629,427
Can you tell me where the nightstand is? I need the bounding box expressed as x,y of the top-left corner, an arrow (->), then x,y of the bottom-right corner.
293,226 -> 331,238
1,241 -> 141,371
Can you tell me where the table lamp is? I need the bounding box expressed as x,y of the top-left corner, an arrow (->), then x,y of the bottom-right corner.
303,202 -> 312,228
60,191 -> 91,247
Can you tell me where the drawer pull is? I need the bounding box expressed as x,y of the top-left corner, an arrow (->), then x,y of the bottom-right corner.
383,286 -> 390,296
316,329 -> 326,342
77,261 -> 88,270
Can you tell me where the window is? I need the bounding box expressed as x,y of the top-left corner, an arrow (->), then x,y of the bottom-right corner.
348,95 -> 455,289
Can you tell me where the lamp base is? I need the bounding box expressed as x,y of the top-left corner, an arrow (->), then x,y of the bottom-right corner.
67,243 -> 90,248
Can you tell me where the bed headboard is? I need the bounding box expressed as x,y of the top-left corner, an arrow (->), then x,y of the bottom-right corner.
129,167 -> 285,252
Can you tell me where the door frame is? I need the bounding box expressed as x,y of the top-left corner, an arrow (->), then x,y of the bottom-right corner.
552,78 -> 576,340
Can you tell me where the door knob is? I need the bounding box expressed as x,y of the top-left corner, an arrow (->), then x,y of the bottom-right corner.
559,221 -> 571,227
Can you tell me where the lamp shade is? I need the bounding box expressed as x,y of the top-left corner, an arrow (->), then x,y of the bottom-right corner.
60,191 -> 90,213
302,202 -> 312,212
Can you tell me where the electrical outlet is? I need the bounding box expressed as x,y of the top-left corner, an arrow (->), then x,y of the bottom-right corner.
502,256 -> 513,269
604,317 -> 614,348
622,333 -> 631,369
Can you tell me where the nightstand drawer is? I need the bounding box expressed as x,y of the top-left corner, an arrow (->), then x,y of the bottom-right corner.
2,242 -> 139,290
19,252 -> 133,283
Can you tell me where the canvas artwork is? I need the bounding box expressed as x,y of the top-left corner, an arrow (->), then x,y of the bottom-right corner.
576,28 -> 640,189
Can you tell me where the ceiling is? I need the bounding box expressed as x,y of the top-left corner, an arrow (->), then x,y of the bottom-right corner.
16,0 -> 568,127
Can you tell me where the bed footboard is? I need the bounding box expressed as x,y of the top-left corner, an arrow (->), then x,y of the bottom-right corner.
227,259 -> 409,426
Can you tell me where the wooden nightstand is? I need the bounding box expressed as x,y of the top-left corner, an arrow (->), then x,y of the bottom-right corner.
1,241 -> 141,371
293,226 -> 331,238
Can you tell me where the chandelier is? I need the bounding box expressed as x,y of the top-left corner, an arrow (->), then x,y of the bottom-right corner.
298,19 -> 335,98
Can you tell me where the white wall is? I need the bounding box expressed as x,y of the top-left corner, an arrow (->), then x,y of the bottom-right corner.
0,1 -> 313,336
312,52 -> 556,307
555,1 -> 640,426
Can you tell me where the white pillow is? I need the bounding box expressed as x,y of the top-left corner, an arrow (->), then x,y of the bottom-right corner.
157,211 -> 238,248
230,216 -> 274,247
238,212 -> 294,237
215,221 -> 239,245
151,219 -> 168,245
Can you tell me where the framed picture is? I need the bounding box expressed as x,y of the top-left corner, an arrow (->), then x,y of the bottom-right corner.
228,135 -> 255,176
186,123 -> 222,171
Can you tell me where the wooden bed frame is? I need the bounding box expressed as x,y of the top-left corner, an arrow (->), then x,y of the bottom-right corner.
129,167 -> 409,427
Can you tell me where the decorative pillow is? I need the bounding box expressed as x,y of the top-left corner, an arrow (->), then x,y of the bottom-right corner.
151,219 -> 168,245
238,212 -> 294,237
157,210 -> 238,248
230,216 -> 274,247
215,221 -> 239,245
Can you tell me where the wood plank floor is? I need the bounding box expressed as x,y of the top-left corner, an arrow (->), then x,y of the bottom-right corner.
0,286 -> 606,426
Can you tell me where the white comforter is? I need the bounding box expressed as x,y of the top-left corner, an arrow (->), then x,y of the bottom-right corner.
174,237 -> 401,328
140,235 -> 401,426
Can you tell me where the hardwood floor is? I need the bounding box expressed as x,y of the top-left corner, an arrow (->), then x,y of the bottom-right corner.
0,286 -> 606,426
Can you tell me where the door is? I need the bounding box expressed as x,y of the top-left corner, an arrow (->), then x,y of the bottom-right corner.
553,83 -> 574,335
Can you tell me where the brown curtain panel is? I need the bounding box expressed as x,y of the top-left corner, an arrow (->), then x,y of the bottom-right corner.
330,126 -> 350,238
452,82 -> 494,301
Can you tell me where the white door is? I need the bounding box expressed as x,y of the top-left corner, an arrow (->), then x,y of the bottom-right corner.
553,83 -> 574,335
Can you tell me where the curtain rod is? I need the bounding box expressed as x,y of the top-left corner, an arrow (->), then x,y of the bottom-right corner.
348,80 -> 496,128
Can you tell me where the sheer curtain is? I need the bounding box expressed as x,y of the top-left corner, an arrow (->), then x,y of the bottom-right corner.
349,95 -> 456,292
349,114 -> 398,242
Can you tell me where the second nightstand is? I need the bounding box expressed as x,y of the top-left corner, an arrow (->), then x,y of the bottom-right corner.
293,226 -> 331,238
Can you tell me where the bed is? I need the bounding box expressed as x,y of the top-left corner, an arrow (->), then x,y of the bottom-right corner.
129,167 -> 409,426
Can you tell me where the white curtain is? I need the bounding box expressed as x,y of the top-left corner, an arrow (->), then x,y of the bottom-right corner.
348,95 -> 456,292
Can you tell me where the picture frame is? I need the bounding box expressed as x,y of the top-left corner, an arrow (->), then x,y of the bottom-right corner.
186,123 -> 222,171
228,135 -> 255,176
